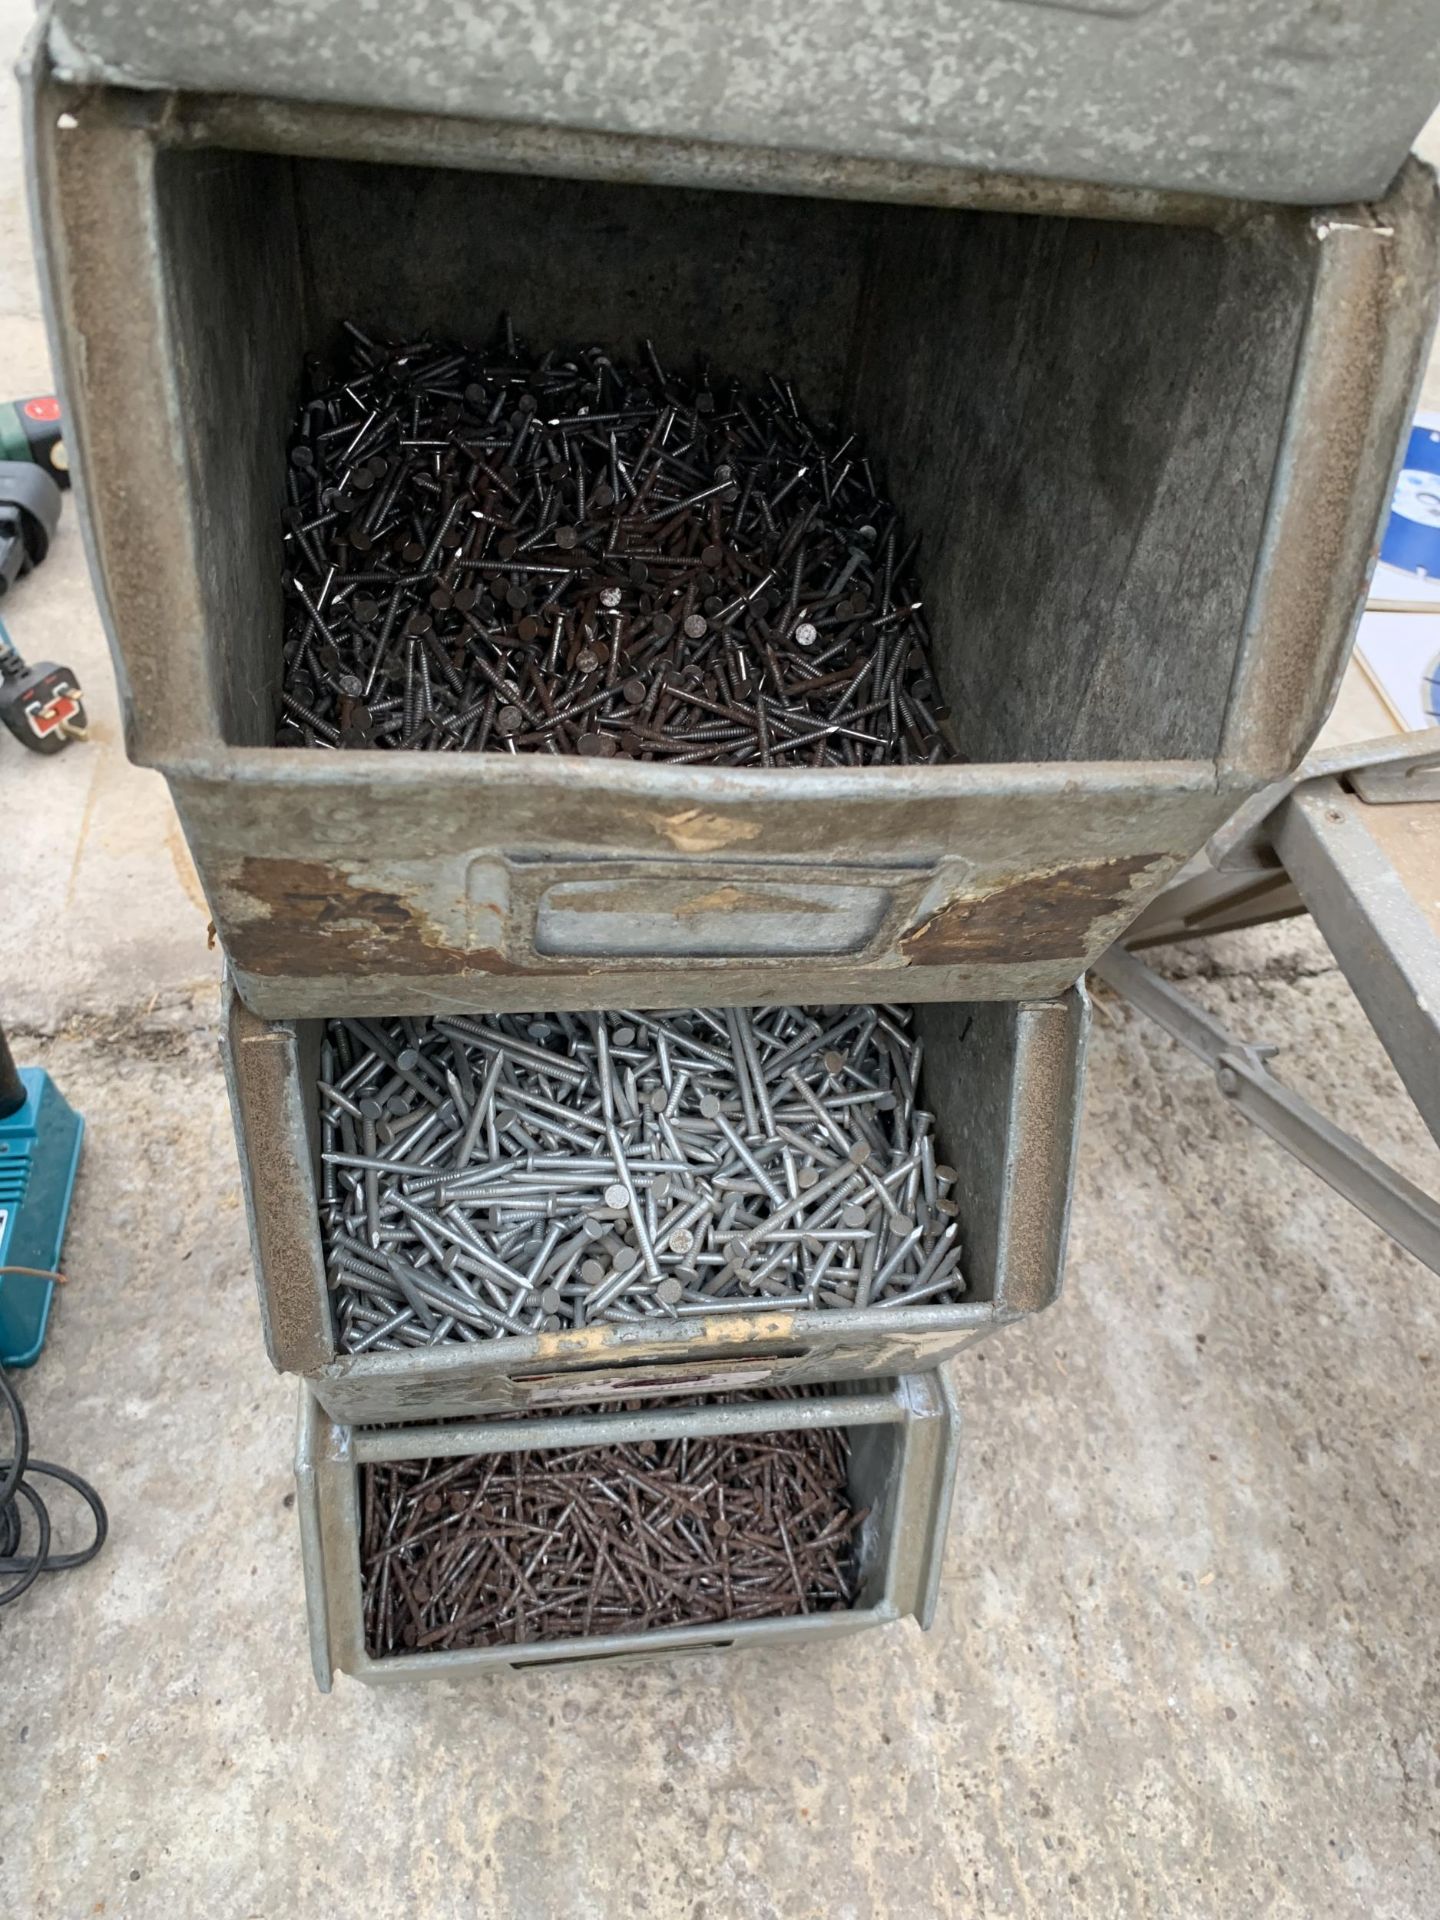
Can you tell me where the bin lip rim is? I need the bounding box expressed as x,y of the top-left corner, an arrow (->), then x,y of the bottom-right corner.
32,35 -> 1353,234
157,744 -> 1224,800
341,1380 -> 924,1458
316,1298 -> 1018,1386
342,1600 -> 889,1675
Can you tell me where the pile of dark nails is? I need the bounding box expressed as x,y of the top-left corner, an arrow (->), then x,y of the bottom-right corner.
277,318 -> 954,765
361,1417 -> 862,1653
319,1004 -> 964,1352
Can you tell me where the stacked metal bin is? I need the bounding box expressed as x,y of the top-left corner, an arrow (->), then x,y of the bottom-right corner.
23,1 -> 1440,1685
27,119 -> 1440,1011
225,983 -> 1079,1686
224,988 -> 1085,1425
297,1375 -> 963,1687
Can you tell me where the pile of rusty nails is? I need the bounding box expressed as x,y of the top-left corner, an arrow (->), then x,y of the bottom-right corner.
320,1004 -> 963,1352
278,319 -> 954,765
361,1407 -> 862,1652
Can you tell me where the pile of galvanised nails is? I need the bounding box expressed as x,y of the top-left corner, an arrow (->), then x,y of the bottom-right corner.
361,1404 -> 862,1654
319,1004 -> 962,1353
277,320 -> 954,765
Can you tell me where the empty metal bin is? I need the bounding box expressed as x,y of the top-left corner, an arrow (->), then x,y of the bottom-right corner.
294,1371 -> 961,1689
225,984 -> 1086,1423
26,56 -> 1438,1016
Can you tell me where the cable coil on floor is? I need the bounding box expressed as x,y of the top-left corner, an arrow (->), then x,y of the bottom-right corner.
0,1366 -> 106,1607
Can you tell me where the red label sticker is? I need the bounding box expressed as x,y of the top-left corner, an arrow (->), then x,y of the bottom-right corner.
23,396 -> 60,423
27,688 -> 81,737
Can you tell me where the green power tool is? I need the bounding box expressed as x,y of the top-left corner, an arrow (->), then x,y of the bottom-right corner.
0,393 -> 68,490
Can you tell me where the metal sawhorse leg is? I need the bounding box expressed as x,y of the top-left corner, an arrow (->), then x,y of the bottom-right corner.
1096,731 -> 1440,1275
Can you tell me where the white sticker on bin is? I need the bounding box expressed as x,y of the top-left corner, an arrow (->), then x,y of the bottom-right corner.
531,1365 -> 777,1404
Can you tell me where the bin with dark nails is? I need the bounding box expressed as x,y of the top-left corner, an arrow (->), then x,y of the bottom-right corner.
25,40 -> 1438,1016
295,1373 -> 961,1689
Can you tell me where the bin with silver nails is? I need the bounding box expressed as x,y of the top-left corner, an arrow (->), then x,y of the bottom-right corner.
294,1371 -> 961,1689
226,983 -> 1086,1424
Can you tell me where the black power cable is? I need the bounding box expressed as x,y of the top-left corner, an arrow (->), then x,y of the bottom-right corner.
0,1366 -> 107,1606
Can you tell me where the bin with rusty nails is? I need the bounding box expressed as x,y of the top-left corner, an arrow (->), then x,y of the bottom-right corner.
26,51 -> 1438,1017
294,1372 -> 961,1689
224,981 -> 1086,1424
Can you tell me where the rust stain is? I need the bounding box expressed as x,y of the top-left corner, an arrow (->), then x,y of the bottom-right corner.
901,852 -> 1164,964
697,1310 -> 798,1344
652,808 -> 764,854
219,856 -> 551,978
529,1311 -> 796,1367
531,1323 -> 641,1365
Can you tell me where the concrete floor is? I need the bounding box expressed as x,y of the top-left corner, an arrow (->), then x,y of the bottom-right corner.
2,11 -> 1440,1914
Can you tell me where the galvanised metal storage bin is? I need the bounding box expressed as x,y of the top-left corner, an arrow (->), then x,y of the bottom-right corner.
26,59 -> 1439,1017
226,985 -> 1087,1424
294,1372 -> 962,1690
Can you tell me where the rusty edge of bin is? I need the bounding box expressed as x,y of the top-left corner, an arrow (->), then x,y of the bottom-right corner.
224,981 -> 1087,1418
25,38 -> 1436,784
178,766 -> 1222,1022
995,988 -> 1087,1319
293,1369 -> 961,1687
1221,157 -> 1440,781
